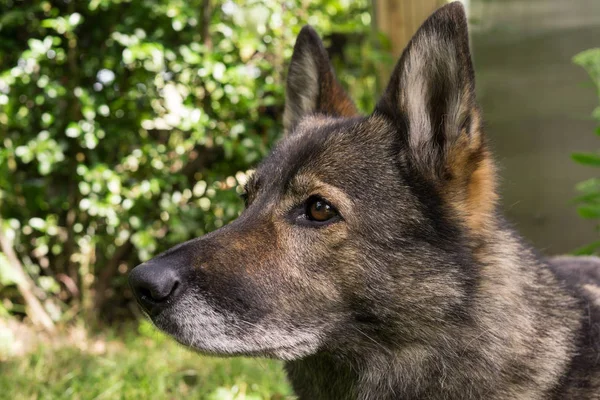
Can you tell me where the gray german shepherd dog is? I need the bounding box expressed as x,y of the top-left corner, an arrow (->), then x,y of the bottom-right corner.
129,2 -> 600,398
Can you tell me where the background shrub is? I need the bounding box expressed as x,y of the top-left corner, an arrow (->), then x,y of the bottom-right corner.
0,0 -> 387,325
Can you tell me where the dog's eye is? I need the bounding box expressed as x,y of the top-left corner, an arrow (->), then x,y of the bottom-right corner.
306,197 -> 337,222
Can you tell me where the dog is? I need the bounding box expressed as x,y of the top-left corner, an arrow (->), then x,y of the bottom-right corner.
129,2 -> 600,398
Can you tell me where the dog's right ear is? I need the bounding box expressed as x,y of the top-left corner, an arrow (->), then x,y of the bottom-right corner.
283,26 -> 357,134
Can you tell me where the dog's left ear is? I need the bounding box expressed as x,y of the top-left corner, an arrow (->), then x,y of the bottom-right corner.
377,2 -> 497,232
283,26 -> 358,134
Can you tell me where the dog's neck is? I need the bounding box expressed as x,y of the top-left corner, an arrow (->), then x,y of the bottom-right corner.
285,226 -> 581,400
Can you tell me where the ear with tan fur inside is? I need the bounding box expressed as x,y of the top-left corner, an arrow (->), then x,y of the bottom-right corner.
376,2 -> 497,233
283,25 -> 358,134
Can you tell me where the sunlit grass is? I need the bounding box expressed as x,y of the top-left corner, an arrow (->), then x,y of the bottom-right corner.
0,321 -> 292,400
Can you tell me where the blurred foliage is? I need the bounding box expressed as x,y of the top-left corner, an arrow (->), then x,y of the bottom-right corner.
572,48 -> 600,255
0,0 -> 388,323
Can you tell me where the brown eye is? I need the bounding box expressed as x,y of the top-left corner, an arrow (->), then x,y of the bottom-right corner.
306,197 -> 337,222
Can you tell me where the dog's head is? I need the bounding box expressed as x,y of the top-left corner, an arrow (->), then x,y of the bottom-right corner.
129,2 -> 495,360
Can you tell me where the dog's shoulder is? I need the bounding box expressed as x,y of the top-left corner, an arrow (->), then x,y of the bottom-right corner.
547,255 -> 600,397
549,255 -> 600,304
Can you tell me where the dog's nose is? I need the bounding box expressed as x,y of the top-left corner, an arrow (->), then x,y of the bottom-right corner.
129,260 -> 181,313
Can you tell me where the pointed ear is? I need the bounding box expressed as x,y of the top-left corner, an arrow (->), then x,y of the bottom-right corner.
377,1 -> 479,177
376,2 -> 497,232
283,25 -> 358,134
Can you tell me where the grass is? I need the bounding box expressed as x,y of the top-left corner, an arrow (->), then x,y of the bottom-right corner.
0,320 -> 292,400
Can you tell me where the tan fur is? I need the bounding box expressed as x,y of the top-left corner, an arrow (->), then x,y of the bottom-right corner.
464,154 -> 498,232
438,109 -> 498,234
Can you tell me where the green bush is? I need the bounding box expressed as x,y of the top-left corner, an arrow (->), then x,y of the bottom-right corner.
0,0 -> 387,323
572,48 -> 600,254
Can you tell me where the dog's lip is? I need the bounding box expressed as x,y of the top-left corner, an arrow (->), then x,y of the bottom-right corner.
187,340 -> 315,359
154,317 -> 316,358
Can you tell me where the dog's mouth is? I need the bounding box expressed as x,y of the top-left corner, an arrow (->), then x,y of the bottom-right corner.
175,334 -> 316,360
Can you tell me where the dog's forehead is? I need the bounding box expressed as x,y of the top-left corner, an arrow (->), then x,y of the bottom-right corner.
252,114 -> 396,192
256,116 -> 364,184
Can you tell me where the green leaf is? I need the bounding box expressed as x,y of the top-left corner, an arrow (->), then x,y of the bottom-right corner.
571,152 -> 600,167
577,205 -> 600,219
575,178 -> 600,193
572,240 -> 600,255
593,106 -> 600,121
573,191 -> 600,204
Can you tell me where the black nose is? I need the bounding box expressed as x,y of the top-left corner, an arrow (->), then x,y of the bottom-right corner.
129,260 -> 181,313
